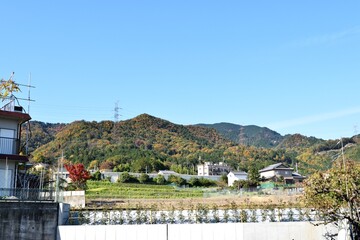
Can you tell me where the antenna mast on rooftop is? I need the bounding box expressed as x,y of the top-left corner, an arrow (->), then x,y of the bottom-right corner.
7,73 -> 36,108
1,72 -> 35,155
24,73 -> 35,154
14,73 -> 35,155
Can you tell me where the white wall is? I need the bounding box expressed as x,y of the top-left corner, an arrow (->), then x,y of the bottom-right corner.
227,172 -> 248,187
58,224 -> 167,240
0,118 -> 18,133
260,170 -> 276,179
168,222 -> 337,240
0,160 -> 15,189
58,222 -> 339,240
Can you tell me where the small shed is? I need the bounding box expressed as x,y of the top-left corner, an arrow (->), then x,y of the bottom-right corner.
227,171 -> 248,187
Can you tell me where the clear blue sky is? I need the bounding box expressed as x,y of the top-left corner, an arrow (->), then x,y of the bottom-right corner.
1,1 -> 359,140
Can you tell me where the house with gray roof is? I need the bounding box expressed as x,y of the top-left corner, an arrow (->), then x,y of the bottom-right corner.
259,163 -> 305,184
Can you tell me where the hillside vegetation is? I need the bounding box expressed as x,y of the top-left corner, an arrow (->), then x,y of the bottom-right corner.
25,114 -> 360,175
197,123 -> 284,148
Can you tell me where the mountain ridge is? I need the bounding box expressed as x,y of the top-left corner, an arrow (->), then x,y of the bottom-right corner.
196,122 -> 284,148
24,113 -> 360,175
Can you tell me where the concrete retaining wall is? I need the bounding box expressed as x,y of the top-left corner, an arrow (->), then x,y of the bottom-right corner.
0,202 -> 59,240
61,191 -> 85,208
58,222 -> 339,240
0,202 -> 70,240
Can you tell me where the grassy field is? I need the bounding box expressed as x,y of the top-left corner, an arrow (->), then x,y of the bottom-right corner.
86,180 -> 204,199
85,180 -> 302,210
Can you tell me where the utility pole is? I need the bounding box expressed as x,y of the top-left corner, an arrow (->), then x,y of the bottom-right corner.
55,151 -> 64,202
55,157 -> 60,202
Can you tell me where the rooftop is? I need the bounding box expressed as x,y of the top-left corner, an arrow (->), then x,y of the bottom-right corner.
0,98 -> 31,123
228,171 -> 248,176
259,163 -> 293,173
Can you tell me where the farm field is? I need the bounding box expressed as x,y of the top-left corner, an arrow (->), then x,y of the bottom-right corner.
86,181 -> 204,199
85,181 -> 302,210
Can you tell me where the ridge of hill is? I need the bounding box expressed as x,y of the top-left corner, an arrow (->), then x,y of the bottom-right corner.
196,123 -> 284,148
25,114 -> 360,175
29,114 -> 232,168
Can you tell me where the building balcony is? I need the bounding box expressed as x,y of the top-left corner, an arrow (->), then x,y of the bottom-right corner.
0,137 -> 20,155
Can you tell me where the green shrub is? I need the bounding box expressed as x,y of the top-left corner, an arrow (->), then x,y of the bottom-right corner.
118,172 -> 138,183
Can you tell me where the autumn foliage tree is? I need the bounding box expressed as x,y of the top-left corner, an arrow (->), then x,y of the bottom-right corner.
0,72 -> 20,100
303,160 -> 360,239
64,163 -> 91,190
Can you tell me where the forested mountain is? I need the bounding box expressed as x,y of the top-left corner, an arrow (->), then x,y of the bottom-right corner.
197,123 -> 283,148
23,121 -> 66,153
276,134 -> 325,149
23,114 -> 360,175
28,114 -> 232,174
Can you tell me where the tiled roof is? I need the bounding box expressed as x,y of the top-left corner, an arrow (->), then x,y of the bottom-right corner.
259,163 -> 293,173
230,171 -> 247,176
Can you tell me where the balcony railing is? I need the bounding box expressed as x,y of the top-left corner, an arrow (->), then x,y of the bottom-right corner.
0,137 -> 19,155
0,188 -> 56,201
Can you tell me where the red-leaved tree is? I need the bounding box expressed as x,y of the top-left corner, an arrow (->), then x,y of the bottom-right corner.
64,163 -> 91,190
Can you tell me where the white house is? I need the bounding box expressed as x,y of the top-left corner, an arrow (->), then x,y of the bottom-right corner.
197,162 -> 231,176
259,163 -> 305,184
0,98 -> 31,193
227,171 -> 248,187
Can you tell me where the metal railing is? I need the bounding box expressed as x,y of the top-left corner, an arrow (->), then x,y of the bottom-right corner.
0,137 -> 19,155
0,188 -> 56,201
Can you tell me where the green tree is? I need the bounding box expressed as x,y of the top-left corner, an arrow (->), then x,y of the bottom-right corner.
248,165 -> 260,185
118,172 -> 138,183
220,174 -> 228,184
153,174 -> 166,185
188,177 -> 201,187
91,170 -> 102,181
167,174 -> 186,186
199,177 -> 216,187
113,163 -> 130,172
233,180 -> 247,190
138,173 -> 150,184
233,179 -> 258,190
131,157 -> 154,173
303,160 -> 360,239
